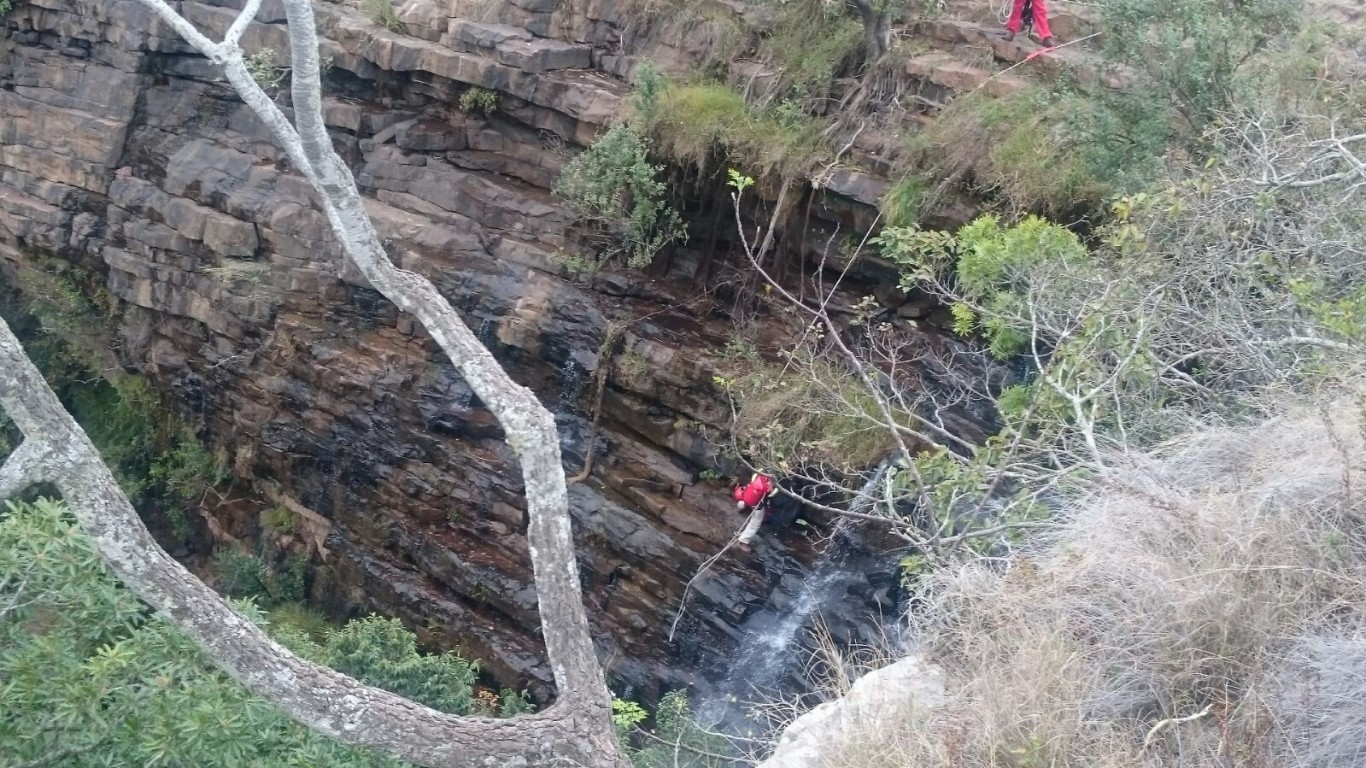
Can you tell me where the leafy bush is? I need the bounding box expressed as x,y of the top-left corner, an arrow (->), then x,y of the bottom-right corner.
1100,0 -> 1303,130
245,47 -> 288,94
759,0 -> 863,100
555,122 -> 684,270
215,548 -> 272,600
0,499 -> 408,768
458,87 -> 499,116
626,690 -> 735,767
1,499 -> 544,766
641,81 -> 829,178
906,85 -> 1132,215
879,175 -> 926,227
322,616 -> 479,715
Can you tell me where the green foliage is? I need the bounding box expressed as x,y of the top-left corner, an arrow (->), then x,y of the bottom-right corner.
3,285 -> 223,527
150,426 -> 225,538
262,504 -> 298,535
0,499 -> 408,768
1289,279 -> 1366,342
880,175 -> 926,227
458,87 -> 499,116
641,81 -> 829,178
245,47 -> 288,94
612,697 -> 649,730
322,616 -> 478,715
759,0 -> 863,100
215,548 -> 272,599
907,85 -> 1131,214
0,0 -> 11,16
626,690 -> 735,767
215,549 -> 309,607
555,122 -> 685,270
364,0 -> 404,32
881,214 -> 1091,358
1100,0 -> 1303,129
267,601 -> 338,644
498,687 -> 536,716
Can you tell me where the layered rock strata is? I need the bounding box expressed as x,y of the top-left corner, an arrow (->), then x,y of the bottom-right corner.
0,0 -> 978,701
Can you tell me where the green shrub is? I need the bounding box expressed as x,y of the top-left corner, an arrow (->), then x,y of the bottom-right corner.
215,548 -> 271,600
906,85 -> 1143,214
759,0 -> 863,100
458,87 -> 499,116
1100,0 -> 1303,130
267,601 -> 337,644
266,553 -> 310,604
555,123 -> 684,270
0,499 -> 523,766
626,690 -> 735,767
880,175 -> 926,227
322,616 -> 478,715
245,47 -> 288,94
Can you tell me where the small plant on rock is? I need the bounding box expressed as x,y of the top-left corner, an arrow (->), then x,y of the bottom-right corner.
245,47 -> 288,95
363,0 -> 404,32
261,504 -> 297,535
459,87 -> 499,116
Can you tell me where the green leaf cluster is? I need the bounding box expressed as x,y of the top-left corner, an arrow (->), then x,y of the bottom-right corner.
1100,0 -> 1304,129
0,499 -> 407,767
551,67 -> 683,271
1,500 -> 533,766
624,690 -> 734,768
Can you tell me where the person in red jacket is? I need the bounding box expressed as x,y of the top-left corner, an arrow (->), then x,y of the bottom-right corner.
1003,0 -> 1057,47
733,472 -> 776,552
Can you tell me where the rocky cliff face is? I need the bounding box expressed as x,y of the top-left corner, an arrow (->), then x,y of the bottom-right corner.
0,0 -> 955,703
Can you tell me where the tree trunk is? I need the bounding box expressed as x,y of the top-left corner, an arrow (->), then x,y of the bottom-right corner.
0,0 -> 626,765
847,0 -> 892,61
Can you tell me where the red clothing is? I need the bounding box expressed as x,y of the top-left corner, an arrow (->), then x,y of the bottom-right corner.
1006,0 -> 1052,39
733,474 -> 774,508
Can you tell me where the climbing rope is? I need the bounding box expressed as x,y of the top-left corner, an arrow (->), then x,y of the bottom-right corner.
667,533 -> 742,643
975,31 -> 1103,90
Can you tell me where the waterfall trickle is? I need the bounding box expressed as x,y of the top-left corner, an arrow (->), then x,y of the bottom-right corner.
560,357 -> 584,409
476,317 -> 496,348
696,534 -> 900,735
695,456 -> 905,736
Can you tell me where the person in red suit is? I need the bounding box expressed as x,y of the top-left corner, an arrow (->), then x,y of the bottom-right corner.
1003,0 -> 1057,47
732,473 -> 776,553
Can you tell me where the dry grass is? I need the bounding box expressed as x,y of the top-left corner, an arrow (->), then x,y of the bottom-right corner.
816,397 -> 1366,767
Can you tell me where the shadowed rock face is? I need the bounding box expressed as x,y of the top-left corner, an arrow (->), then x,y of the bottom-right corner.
0,0 -> 983,703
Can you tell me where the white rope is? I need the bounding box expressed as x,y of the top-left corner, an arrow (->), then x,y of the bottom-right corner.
667,533 -> 742,643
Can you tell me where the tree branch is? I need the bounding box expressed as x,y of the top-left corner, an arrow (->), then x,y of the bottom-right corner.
0,437 -> 54,499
